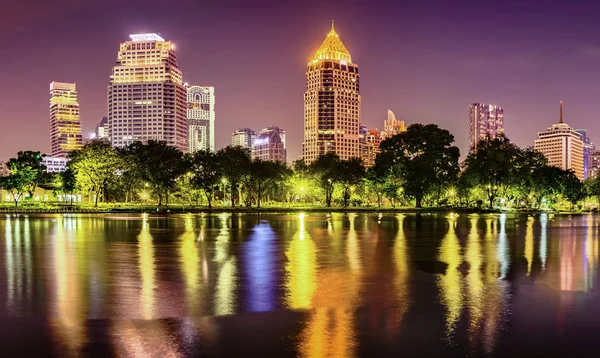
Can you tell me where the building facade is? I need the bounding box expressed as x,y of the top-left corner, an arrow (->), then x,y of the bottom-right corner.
534,102 -> 584,180
359,125 -> 381,167
187,85 -> 215,152
252,126 -> 287,163
232,128 -> 256,148
107,33 -> 188,152
41,156 -> 68,173
575,129 -> 595,180
590,149 -> 600,179
380,109 -> 406,140
49,82 -> 82,157
468,103 -> 504,152
94,117 -> 108,139
302,22 -> 360,164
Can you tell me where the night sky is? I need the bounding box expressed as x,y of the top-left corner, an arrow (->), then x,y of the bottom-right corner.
2,0 -> 600,161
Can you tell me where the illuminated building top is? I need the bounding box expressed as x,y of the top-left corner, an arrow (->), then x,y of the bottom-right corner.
311,20 -> 352,64
129,33 -> 165,42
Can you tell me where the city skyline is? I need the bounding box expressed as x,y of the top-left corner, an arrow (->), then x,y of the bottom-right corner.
3,1 -> 600,161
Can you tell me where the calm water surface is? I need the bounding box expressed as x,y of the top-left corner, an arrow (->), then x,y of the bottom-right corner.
1,212 -> 600,357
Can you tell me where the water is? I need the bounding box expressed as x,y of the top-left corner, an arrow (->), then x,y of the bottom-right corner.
0,212 -> 599,357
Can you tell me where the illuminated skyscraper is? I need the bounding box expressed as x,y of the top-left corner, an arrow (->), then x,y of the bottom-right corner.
252,126 -> 287,163
232,128 -> 256,149
303,21 -> 360,164
49,82 -> 82,157
187,85 -> 215,152
380,109 -> 406,140
534,102 -> 584,180
359,125 -> 381,167
107,33 -> 188,152
575,129 -> 595,180
468,103 -> 504,152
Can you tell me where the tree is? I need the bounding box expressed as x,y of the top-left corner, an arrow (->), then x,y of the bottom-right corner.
69,141 -> 121,206
377,124 -> 460,208
126,141 -> 186,206
0,165 -> 36,207
241,159 -> 291,208
337,158 -> 366,208
560,169 -> 585,209
217,146 -> 252,207
462,136 -> 521,209
365,166 -> 386,207
188,150 -> 221,208
6,151 -> 47,198
310,152 -> 341,207
529,165 -> 563,209
53,168 -> 77,205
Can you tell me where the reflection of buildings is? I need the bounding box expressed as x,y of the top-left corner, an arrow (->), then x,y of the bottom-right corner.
138,214 -> 155,319
285,213 -> 317,309
437,216 -> 463,339
243,223 -> 277,312
214,213 -> 237,315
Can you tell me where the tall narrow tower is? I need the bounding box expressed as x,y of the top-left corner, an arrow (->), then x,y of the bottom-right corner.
107,33 -> 188,152
187,85 -> 215,152
302,21 -> 360,164
49,82 -> 82,157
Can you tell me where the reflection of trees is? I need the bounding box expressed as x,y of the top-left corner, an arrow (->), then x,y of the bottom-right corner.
466,217 -> 483,336
214,213 -> 237,316
179,214 -> 204,316
437,215 -> 463,340
297,213 -> 362,358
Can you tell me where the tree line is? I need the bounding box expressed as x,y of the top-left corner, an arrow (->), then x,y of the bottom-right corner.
0,123 -> 595,210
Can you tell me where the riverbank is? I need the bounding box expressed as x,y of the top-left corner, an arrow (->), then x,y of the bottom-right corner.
0,204 -> 572,214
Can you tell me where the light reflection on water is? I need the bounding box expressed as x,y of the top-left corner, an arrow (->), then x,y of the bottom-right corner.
1,213 -> 600,356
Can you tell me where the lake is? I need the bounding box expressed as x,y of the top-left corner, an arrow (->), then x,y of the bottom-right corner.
1,212 -> 599,357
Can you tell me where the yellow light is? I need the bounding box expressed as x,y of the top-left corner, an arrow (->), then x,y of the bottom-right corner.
437,216 -> 463,340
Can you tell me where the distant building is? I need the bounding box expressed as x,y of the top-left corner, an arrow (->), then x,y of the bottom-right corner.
469,103 -> 504,152
359,127 -> 381,167
380,110 -> 406,140
575,129 -> 595,180
252,126 -> 287,163
41,156 -> 68,173
303,21 -> 360,164
232,128 -> 256,149
107,33 -> 187,152
534,102 -> 584,180
590,149 -> 600,179
187,85 -> 215,152
50,82 -> 82,157
95,117 -> 108,139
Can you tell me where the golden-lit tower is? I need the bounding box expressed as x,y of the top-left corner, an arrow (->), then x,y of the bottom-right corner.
107,33 -> 188,152
302,21 -> 360,163
49,82 -> 83,157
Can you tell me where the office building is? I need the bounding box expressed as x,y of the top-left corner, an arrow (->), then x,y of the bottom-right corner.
359,125 -> 381,167
575,129 -> 595,180
380,110 -> 406,140
41,157 -> 68,173
49,82 -> 82,157
232,128 -> 256,148
187,85 -> 215,152
590,149 -> 600,179
94,117 -> 108,139
107,33 -> 188,152
468,103 -> 504,152
252,126 -> 287,163
302,21 -> 360,164
534,102 -> 584,180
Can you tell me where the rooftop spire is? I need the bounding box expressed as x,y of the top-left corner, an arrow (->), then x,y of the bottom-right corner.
332,19 -> 335,31
311,21 -> 352,64
560,100 -> 563,124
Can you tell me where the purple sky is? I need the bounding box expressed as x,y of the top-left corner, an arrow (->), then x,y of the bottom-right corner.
2,0 -> 600,161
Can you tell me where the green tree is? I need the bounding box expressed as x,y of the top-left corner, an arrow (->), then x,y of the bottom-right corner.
0,165 -> 36,207
560,169 -> 585,209
377,124 -> 460,208
6,151 -> 47,197
529,165 -> 563,209
126,141 -> 186,206
188,149 -> 221,208
337,158 -> 365,208
241,159 -> 291,208
364,166 -> 386,207
69,140 -> 121,206
217,146 -> 252,207
310,152 -> 341,207
53,168 -> 77,205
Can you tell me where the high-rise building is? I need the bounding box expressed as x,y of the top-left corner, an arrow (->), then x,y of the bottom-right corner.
590,149 -> 600,179
380,109 -> 406,140
187,85 -> 215,152
107,33 -> 188,152
252,126 -> 287,163
534,102 -> 584,180
468,103 -> 504,152
575,129 -> 595,180
359,125 -> 381,167
232,128 -> 256,148
49,82 -> 82,157
302,21 -> 360,164
94,117 -> 108,139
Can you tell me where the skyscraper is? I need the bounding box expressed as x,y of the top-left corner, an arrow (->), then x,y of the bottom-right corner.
302,21 -> 360,164
468,103 -> 504,152
187,85 -> 215,152
94,117 -> 108,140
534,102 -> 584,180
231,128 -> 256,149
380,109 -> 406,140
107,33 -> 188,152
252,126 -> 287,163
359,125 -> 381,167
49,81 -> 82,157
575,129 -> 595,180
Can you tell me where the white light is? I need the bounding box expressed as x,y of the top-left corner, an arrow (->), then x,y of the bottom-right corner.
129,33 -> 165,42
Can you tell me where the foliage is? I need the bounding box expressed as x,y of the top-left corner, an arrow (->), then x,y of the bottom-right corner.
217,146 -> 252,207
53,168 -> 77,205
310,152 -> 341,207
188,150 -> 221,208
337,157 -> 366,207
241,159 -> 291,208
